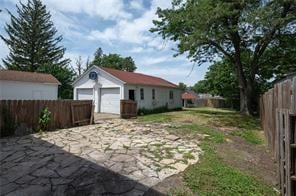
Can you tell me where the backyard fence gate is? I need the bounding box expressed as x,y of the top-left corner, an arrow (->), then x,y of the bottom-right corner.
120,100 -> 137,119
260,74 -> 296,196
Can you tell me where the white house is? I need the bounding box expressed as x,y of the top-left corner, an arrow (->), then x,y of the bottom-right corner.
0,70 -> 60,100
72,66 -> 182,114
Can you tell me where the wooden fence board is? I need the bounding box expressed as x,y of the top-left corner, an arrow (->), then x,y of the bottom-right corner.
0,100 -> 93,137
120,100 -> 137,119
292,78 -> 296,115
260,75 -> 296,196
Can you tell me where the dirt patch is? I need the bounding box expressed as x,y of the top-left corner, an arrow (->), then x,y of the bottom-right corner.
217,136 -> 279,187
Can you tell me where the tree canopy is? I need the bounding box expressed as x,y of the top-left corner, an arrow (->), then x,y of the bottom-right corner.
178,82 -> 187,91
1,0 -> 69,70
92,48 -> 137,72
151,0 -> 296,115
192,80 -> 208,94
1,0 -> 74,99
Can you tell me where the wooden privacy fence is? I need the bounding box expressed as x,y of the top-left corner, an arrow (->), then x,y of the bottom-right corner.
260,74 -> 296,196
120,100 -> 137,119
194,98 -> 226,108
0,100 -> 93,137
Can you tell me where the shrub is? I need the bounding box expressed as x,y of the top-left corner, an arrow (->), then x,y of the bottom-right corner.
38,107 -> 51,132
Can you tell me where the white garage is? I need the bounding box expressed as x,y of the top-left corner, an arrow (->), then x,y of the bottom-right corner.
0,70 -> 60,100
72,65 -> 182,114
77,88 -> 93,101
100,88 -> 120,114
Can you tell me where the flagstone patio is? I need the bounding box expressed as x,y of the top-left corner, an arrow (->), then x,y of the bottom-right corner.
0,119 -> 202,195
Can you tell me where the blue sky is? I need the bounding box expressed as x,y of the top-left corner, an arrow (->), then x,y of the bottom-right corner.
0,0 -> 210,86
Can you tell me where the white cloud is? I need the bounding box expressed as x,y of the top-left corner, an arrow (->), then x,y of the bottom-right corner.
140,55 -> 174,66
49,10 -> 83,39
141,66 -> 190,77
129,0 -> 144,10
87,0 -> 172,45
0,40 -> 9,64
130,47 -> 144,53
0,9 -> 10,27
87,28 -> 118,43
44,0 -> 132,20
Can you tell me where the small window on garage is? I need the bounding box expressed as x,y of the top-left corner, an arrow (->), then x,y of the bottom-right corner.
169,90 -> 174,100
152,89 -> 155,100
140,88 -> 144,100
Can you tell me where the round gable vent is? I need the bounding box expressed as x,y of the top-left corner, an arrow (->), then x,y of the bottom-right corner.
89,71 -> 98,80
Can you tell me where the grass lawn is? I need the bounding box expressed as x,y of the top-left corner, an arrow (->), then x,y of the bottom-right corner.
138,107 -> 277,196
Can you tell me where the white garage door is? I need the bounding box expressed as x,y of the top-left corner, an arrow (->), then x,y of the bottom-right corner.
77,88 -> 93,100
100,88 -> 120,114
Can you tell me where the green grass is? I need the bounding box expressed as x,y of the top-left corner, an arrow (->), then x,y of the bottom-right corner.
137,107 -> 275,195
177,122 -> 275,195
138,113 -> 173,123
184,107 -> 261,130
231,130 -> 263,145
184,144 -> 275,196
183,152 -> 195,160
170,123 -> 270,194
171,124 -> 225,144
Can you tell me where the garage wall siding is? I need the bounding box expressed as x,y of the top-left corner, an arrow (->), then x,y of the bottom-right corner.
0,80 -> 58,100
124,84 -> 182,110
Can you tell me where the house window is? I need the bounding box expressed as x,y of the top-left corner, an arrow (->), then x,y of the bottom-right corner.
169,90 -> 174,100
140,88 -> 144,100
152,89 -> 155,100
129,89 -> 135,101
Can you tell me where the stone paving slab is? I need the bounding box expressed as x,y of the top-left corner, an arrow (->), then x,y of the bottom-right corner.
0,119 -> 202,195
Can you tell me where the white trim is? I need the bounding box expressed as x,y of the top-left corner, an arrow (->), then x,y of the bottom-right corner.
72,65 -> 126,86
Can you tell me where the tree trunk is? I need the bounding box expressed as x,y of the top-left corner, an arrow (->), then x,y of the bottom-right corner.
239,77 -> 258,116
234,61 -> 252,115
239,84 -> 250,115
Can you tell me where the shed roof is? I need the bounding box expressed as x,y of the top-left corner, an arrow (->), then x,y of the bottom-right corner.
182,91 -> 198,100
0,70 -> 61,85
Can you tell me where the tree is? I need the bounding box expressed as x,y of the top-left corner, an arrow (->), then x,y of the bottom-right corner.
204,61 -> 240,109
151,0 -> 296,115
92,48 -> 103,66
178,82 -> 187,91
192,80 -> 208,94
75,56 -> 84,76
85,56 -> 91,70
260,33 -> 296,81
1,0 -> 69,71
1,0 -> 74,99
204,62 -> 239,98
92,48 -> 137,72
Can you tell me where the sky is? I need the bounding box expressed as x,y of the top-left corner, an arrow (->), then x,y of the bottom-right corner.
0,0 -> 210,86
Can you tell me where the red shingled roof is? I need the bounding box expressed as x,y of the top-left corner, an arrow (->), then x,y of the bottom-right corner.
0,70 -> 61,85
182,91 -> 198,100
101,67 -> 178,88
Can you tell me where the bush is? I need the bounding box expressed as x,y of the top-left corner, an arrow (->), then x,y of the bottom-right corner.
39,107 -> 51,132
138,106 -> 182,115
